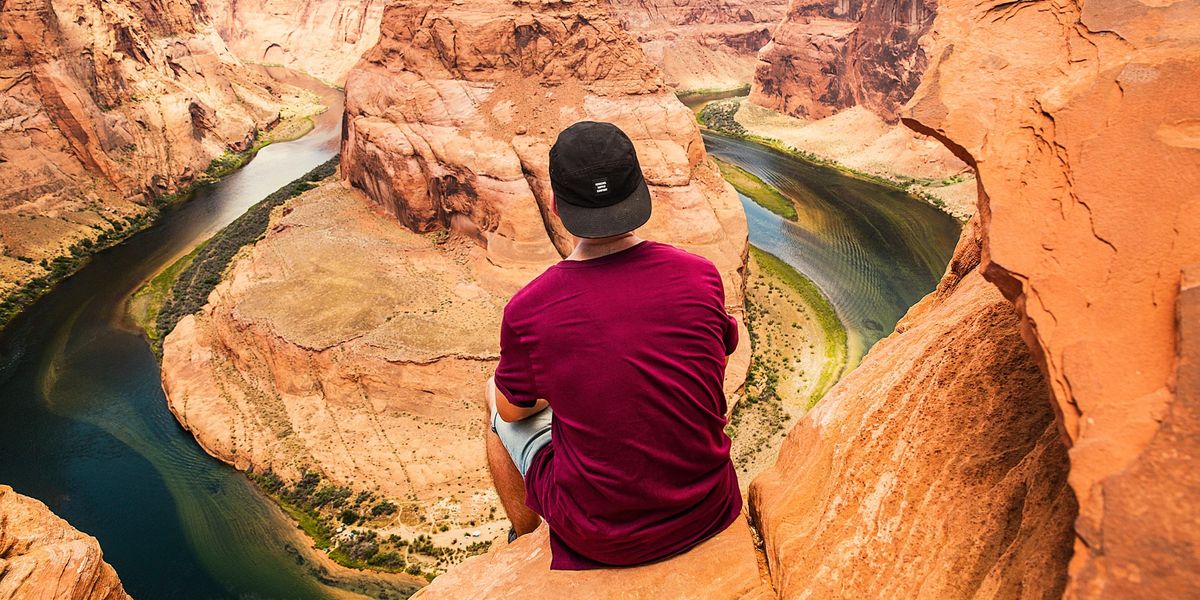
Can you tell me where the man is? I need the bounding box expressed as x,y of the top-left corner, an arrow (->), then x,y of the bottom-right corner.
485,121 -> 742,570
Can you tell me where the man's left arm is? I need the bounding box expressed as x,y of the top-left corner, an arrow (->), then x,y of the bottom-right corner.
490,376 -> 548,422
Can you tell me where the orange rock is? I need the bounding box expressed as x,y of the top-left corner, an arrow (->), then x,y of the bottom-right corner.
0,485 -> 131,600
748,220 -> 1076,598
750,0 -> 935,121
206,0 -> 385,85
0,0 -> 285,296
411,517 -> 772,599
605,0 -> 786,92
904,0 -> 1200,593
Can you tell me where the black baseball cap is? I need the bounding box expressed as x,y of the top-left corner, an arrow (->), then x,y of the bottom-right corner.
549,121 -> 652,238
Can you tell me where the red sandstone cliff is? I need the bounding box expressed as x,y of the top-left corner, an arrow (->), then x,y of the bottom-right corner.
0,486 -> 131,600
905,0 -> 1200,593
204,0 -> 385,85
0,0 -> 287,299
162,0 -> 750,578
605,0 -> 786,92
750,0 -> 934,121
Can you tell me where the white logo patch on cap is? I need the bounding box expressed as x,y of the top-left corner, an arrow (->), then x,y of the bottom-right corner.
593,178 -> 609,195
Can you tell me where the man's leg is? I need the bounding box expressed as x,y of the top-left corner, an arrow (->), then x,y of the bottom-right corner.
484,377 -> 542,536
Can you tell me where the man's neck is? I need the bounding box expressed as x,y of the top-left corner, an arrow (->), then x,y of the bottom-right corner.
566,233 -> 644,261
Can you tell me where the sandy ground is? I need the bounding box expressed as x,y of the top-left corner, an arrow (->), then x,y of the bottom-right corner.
735,101 -> 978,220
728,249 -> 841,486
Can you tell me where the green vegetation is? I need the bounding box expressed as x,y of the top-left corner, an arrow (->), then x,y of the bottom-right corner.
0,211 -> 156,330
145,156 -> 338,354
714,159 -> 797,221
750,246 -> 847,407
2,112 -> 324,333
128,240 -> 208,343
249,469 -> 490,579
697,98 -> 969,220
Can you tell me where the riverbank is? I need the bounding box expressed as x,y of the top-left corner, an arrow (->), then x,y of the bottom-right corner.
728,246 -> 847,483
128,157 -> 339,351
0,89 -> 325,334
693,96 -> 975,221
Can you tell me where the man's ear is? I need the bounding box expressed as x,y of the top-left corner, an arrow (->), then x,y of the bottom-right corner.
550,194 -> 559,217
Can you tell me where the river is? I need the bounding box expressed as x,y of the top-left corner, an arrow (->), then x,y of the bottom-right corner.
0,68 -> 410,600
0,81 -> 957,599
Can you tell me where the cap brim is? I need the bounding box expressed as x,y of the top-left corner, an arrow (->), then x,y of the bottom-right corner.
555,179 -> 652,239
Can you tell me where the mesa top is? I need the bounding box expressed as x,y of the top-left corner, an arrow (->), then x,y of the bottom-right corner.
494,240 -> 742,570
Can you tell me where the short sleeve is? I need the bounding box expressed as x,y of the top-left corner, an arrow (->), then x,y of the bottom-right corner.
494,317 -> 541,407
722,311 -> 739,356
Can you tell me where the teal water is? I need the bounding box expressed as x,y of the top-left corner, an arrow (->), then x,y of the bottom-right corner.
701,133 -> 961,366
0,68 -> 411,600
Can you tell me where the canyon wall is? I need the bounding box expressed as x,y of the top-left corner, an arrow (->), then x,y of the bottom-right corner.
204,0 -> 386,85
0,0 -> 285,299
904,0 -> 1200,593
162,0 -> 749,576
605,0 -> 786,92
0,486 -> 130,600
749,219 -> 1075,598
750,0 -> 934,121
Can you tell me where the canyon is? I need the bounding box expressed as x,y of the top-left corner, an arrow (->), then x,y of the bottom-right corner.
205,0 -> 386,85
606,0 -> 786,92
0,0 -> 296,308
0,0 -> 1196,597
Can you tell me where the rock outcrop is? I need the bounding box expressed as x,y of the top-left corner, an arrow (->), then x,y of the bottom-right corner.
904,0 -> 1200,593
205,0 -> 386,85
605,0 -> 786,92
412,517 -> 772,599
749,219 -> 1076,598
340,0 -> 748,320
0,0 -> 286,298
0,485 -> 130,600
750,0 -> 934,121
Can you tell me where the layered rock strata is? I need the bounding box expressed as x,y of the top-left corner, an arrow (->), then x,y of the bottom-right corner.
605,0 -> 786,92
749,219 -> 1076,598
205,0 -> 386,85
750,0 -> 935,121
0,485 -> 131,600
904,0 -> 1200,593
340,0 -> 748,335
0,0 -> 286,298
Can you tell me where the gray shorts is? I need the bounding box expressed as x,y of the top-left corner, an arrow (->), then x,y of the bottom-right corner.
490,406 -> 553,477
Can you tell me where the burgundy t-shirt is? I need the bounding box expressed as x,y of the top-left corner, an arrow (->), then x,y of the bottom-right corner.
493,240 -> 742,570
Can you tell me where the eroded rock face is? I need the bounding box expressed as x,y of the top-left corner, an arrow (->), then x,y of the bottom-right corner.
411,518 -> 772,599
749,219 -> 1076,598
163,181 -> 507,529
340,0 -> 748,314
0,0 -> 284,297
605,0 -> 787,92
0,485 -> 130,600
750,0 -> 935,121
205,0 -> 385,85
904,0 -> 1200,594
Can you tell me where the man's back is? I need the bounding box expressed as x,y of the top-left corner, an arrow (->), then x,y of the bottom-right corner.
494,240 -> 742,569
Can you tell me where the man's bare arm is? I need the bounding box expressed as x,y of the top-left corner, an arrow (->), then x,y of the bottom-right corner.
490,376 -> 549,422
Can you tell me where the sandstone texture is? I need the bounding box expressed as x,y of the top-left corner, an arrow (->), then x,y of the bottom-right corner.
0,486 -> 130,600
163,180 -> 507,533
206,0 -> 386,85
606,0 -> 786,92
749,219 -> 1076,598
411,517 -> 772,600
0,0 -> 287,297
750,0 -> 934,121
904,0 -> 1200,593
340,0 -> 749,349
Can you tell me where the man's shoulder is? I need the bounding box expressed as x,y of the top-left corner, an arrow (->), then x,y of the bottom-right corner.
505,264 -> 562,316
646,242 -> 721,277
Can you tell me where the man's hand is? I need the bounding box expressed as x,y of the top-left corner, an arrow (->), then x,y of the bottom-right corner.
489,376 -> 549,423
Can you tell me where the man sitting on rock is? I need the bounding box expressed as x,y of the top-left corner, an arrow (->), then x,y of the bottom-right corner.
485,121 -> 742,570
